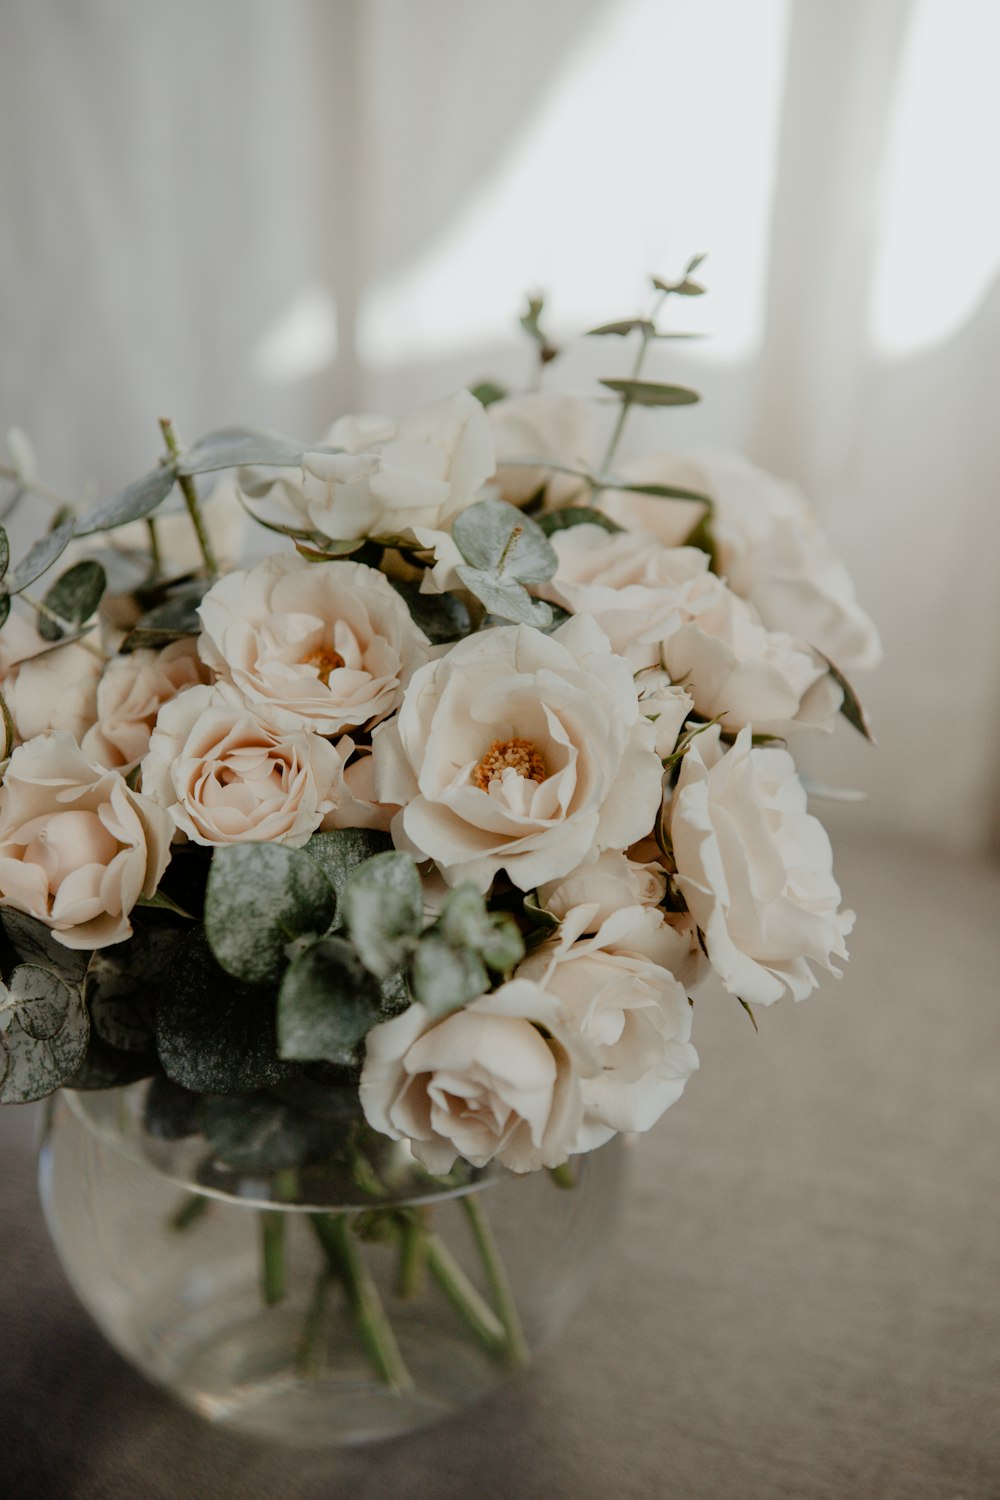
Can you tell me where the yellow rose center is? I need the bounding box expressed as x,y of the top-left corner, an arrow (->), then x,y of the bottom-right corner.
300,646 -> 345,685
472,738 -> 547,791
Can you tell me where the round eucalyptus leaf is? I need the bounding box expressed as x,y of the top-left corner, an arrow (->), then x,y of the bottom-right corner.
278,935 -> 382,1066
341,852 -> 423,979
0,964 -> 89,1104
38,559 -> 107,642
204,843 -> 336,986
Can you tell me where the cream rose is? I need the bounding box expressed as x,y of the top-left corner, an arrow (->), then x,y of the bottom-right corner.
300,390 -> 494,543
359,980 -> 587,1173
373,613 -> 664,892
3,631 -> 102,746
81,637 -> 209,770
0,732 -> 172,949
538,848 -> 667,925
488,392 -> 596,508
197,554 -> 430,735
635,670 -> 694,758
517,903 -> 699,1149
141,683 -> 346,847
600,450 -> 882,673
670,725 -> 855,1005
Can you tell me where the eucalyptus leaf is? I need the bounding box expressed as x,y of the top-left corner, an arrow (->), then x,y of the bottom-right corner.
201,1092 -> 331,1173
38,559 -> 107,641
178,426 -> 307,475
599,379 -> 700,408
537,507 -> 624,536
75,465 -> 176,536
143,1072 -> 203,1140
0,964 -> 90,1103
439,885 -> 525,972
155,930 -> 292,1094
0,909 -> 90,982
300,828 -> 394,930
469,380 -> 508,408
452,498 -> 557,583
84,927 -> 181,1052
294,537 -> 370,560
0,526 -> 9,583
0,594 -> 9,630
608,478 -> 712,505
585,318 -> 655,337
410,936 -> 488,1017
68,1032 -> 157,1091
456,567 -> 553,627
278,935 -> 382,1066
204,843 -> 336,986
388,578 -> 471,643
8,517 -> 78,592
817,652 -> 876,743
342,852 -> 423,979
120,585 -> 207,652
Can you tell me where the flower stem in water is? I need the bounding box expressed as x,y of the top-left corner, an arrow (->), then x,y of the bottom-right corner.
460,1196 -> 531,1369
423,1229 -> 506,1357
169,1192 -> 210,1234
260,1210 -> 286,1306
310,1213 -> 413,1392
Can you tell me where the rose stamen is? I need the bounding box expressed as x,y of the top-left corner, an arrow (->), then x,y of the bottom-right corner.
300,646 -> 345,685
472,738 -> 547,791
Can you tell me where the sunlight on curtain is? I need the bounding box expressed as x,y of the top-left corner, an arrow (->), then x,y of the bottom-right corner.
869,0 -> 1000,355
358,0 -> 789,369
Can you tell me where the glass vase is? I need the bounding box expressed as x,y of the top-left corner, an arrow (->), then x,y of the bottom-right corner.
37,1084 -> 624,1447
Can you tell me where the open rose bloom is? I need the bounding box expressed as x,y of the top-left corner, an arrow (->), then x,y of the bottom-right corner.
0,282 -> 876,1194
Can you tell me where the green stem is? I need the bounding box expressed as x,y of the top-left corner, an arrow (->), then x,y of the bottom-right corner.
547,1161 -> 576,1190
396,1212 -> 425,1299
169,1192 -> 210,1234
0,685 -> 14,761
310,1213 -> 413,1392
296,1268 -> 333,1378
18,591 -> 107,658
260,1210 -> 287,1306
145,516 -> 163,578
460,1196 -> 530,1369
424,1229 -> 506,1358
158,417 -> 218,576
596,288 -> 669,483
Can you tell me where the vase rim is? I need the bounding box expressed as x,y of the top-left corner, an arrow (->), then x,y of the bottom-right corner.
58,1083 -> 511,1214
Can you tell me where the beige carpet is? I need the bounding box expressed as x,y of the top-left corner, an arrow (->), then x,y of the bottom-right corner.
2,827 -> 998,1499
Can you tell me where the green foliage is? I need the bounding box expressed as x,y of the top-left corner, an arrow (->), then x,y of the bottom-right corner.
38,560 -> 106,641
0,526 -> 9,583
84,927 -> 181,1053
7,517 -> 78,592
120,583 -> 208,652
67,1031 -> 157,1091
453,497 -> 558,627
342,852 -> 423,980
0,909 -> 90,983
537,506 -> 624,536
817,653 -> 876,743
455,567 -> 553,627
388,579 -> 472,644
519,295 -> 558,364
0,964 -> 90,1103
200,1091 -> 332,1173
409,884 -> 525,1017
142,1072 -> 203,1140
599,379 -> 700,408
586,317 -> 657,338
469,380 -> 508,408
410,935 -> 488,1015
155,930 -> 291,1094
438,884 -> 524,972
278,935 -> 383,1066
75,465 -> 176,536
300,828 -> 394,930
204,843 -> 336,986
176,426 -> 307,476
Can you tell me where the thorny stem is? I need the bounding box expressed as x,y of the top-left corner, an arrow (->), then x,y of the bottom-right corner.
158,418 -> 218,576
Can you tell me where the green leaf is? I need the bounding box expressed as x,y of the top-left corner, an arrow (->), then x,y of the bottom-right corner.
737,997 -> 759,1032
685,251 -> 708,276
456,567 -> 553,627
120,584 -> 207,652
8,517 -> 78,592
585,318 -> 655,337
0,526 -> 9,583
294,537 -> 369,560
388,578 -> 471,643
342,852 -> 423,979
817,652 -> 876,743
67,1032 -> 156,1091
37,559 -> 107,642
0,909 -> 90,983
84,927 -> 181,1052
0,964 -> 90,1103
204,843 -> 336,986
155,930 -> 292,1094
200,1092 -> 332,1173
452,498 -> 557,583
142,1072 -> 203,1140
537,506 -> 624,536
469,380 -> 508,408
0,594 -> 9,631
410,936 -> 488,1017
178,426 -> 307,475
300,828 -> 394,930
75,465 -> 176,536
523,890 -> 561,938
438,884 -> 525,972
278,935 -> 382,1066
608,478 -> 712,505
599,379 -> 700,408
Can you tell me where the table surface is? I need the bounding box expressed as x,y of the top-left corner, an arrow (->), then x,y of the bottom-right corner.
2,827 -> 999,1500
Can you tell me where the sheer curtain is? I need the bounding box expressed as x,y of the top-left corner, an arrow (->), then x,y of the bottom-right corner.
2,0 -> 998,849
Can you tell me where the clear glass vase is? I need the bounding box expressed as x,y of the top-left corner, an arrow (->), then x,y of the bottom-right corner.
37,1085 -> 624,1447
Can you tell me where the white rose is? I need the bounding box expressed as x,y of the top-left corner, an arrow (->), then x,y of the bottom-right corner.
4,634 -> 103,745
538,848 -> 667,925
517,903 -> 699,1149
635,670 -> 694,758
197,554 -> 430,735
300,390 -> 494,543
488,392 -> 597,508
81,637 -> 209,770
319,737 -> 397,835
542,524 -> 842,736
600,450 -> 881,673
142,683 -> 346,848
670,725 -> 855,1005
373,613 -> 664,892
359,980 -> 588,1173
0,731 -> 172,949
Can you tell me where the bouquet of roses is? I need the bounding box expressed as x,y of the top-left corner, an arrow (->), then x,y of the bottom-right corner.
0,269 -> 877,1394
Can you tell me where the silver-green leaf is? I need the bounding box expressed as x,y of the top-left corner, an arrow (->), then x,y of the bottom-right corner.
341,852 -> 423,979
75,466 -> 176,536
0,964 -> 89,1104
178,427 -> 307,475
278,936 -> 382,1065
8,517 -> 78,592
204,843 -> 336,985
456,566 -> 553,627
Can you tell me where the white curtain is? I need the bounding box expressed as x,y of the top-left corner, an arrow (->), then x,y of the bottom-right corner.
2,0 -> 998,850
